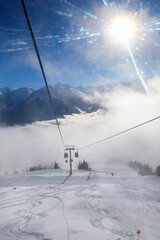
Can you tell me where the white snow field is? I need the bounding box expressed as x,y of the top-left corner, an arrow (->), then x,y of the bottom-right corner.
0,167 -> 160,240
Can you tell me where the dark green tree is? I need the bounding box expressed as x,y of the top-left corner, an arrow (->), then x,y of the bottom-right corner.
54,161 -> 60,169
78,160 -> 89,170
155,165 -> 160,176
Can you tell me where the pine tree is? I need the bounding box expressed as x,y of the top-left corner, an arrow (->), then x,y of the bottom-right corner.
155,165 -> 160,176
78,160 -> 89,170
54,161 -> 60,169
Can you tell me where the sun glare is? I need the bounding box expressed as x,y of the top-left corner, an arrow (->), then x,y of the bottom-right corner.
110,16 -> 136,41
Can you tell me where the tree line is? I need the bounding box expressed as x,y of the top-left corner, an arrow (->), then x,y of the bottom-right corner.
128,161 -> 160,176
78,160 -> 89,170
4,160 -> 90,175
5,160 -> 160,177
29,161 -> 60,172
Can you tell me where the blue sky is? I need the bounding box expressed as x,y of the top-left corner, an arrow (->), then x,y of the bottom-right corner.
0,0 -> 160,89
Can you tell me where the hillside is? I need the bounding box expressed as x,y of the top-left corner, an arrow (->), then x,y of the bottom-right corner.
0,84 -> 102,125
0,80 -> 144,126
0,166 -> 159,240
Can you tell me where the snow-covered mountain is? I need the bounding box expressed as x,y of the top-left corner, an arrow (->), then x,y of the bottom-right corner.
0,83 -> 103,125
0,80 -> 146,126
0,87 -> 12,95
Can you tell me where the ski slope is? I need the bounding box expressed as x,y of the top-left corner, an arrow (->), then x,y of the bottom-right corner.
0,167 -> 160,240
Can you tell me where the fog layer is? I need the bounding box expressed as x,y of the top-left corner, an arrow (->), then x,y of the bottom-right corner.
0,78 -> 160,174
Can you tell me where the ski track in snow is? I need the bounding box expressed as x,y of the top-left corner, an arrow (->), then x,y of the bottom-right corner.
0,167 -> 160,240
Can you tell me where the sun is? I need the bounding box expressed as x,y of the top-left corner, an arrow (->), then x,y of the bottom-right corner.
110,16 -> 136,42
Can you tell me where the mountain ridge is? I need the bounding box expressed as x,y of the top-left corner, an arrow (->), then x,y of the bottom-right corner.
0,84 -> 102,125
0,80 -> 145,126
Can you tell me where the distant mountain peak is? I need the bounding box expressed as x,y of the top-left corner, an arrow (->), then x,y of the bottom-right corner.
0,80 -> 146,126
0,87 -> 12,95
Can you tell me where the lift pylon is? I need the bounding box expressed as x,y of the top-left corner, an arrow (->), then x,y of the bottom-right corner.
65,145 -> 75,175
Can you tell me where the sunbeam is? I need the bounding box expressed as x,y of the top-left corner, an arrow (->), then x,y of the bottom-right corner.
126,40 -> 149,94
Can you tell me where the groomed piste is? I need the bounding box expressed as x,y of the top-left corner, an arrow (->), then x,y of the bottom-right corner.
0,166 -> 160,240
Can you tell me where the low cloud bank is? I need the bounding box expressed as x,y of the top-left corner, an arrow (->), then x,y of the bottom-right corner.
0,78 -> 160,174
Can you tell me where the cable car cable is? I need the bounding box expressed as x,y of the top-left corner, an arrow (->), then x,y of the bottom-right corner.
79,116 -> 160,150
21,0 -> 65,148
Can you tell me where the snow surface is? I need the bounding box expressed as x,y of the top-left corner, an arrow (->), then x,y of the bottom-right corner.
0,167 -> 160,240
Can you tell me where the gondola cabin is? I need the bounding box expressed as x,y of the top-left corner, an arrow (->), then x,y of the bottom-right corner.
64,152 -> 68,158
75,152 -> 79,158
